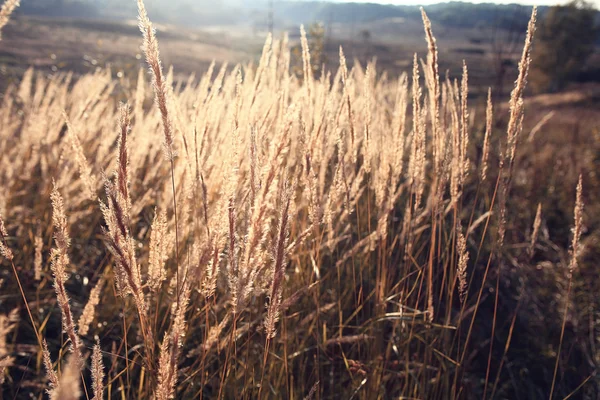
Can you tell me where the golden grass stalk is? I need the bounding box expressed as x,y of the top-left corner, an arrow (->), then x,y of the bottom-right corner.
49,185 -> 82,368
225,73 -> 241,310
201,244 -> 221,298
63,112 -> 97,200
481,88 -> 492,181
421,8 -> 442,172
450,80 -> 461,205
100,103 -> 147,317
460,61 -> 470,183
16,66 -> 32,104
77,278 -> 104,337
264,183 -> 292,339
529,203 -> 542,258
0,0 -> 20,40
155,278 -> 191,400
34,225 -> 43,281
457,225 -> 469,303
392,73 -> 408,180
409,53 -> 426,211
231,104 -> 293,313
0,308 -> 18,385
339,47 -> 356,151
137,0 -> 174,160
304,381 -> 320,400
148,208 -> 169,291
137,0 -> 181,308
528,110 -> 555,142
116,103 -> 132,217
91,340 -> 104,400
0,212 -> 13,260
506,7 -> 537,158
200,314 -> 231,352
497,6 -> 537,247
42,340 -> 59,394
300,25 -> 313,100
569,175 -> 584,274
100,178 -> 144,312
50,354 -> 81,400
363,65 -> 372,174
550,174 -> 584,399
250,125 -> 259,208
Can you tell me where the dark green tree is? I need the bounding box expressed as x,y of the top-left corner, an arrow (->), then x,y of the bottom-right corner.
531,0 -> 599,93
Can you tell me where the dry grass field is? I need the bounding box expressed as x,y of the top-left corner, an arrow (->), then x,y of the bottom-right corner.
0,15 -> 259,91
0,11 -> 520,94
1,1 -> 600,399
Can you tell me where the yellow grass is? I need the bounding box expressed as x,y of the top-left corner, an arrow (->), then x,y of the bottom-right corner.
0,3 -> 597,399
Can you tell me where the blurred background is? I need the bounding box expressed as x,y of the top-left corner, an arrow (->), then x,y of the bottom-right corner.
1,0 -> 599,100
1,1 -> 600,399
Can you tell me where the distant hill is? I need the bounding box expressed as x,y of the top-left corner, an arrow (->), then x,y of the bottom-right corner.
19,0 -> 98,17
13,0 -> 551,32
273,1 -> 541,31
